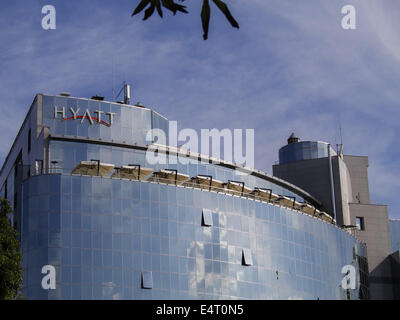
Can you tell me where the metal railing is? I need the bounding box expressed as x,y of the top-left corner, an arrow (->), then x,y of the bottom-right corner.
21,164 -> 336,225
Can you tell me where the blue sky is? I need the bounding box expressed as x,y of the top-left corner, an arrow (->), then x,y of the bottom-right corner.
0,0 -> 399,218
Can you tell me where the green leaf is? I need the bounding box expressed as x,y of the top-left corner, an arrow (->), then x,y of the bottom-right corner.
132,0 -> 238,40
201,0 -> 211,40
143,3 -> 155,20
132,0 -> 151,16
161,0 -> 188,15
212,0 -> 239,29
155,0 -> 163,18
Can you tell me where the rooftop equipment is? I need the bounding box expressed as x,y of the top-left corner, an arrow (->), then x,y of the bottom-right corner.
91,95 -> 105,101
223,180 -> 252,196
124,83 -> 131,104
249,188 -> 273,201
287,133 -> 300,144
147,169 -> 190,185
183,175 -> 225,192
115,82 -> 131,104
72,160 -> 114,177
111,165 -> 153,180
276,195 -> 296,208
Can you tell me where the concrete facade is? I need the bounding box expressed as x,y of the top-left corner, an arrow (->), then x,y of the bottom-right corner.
272,158 -> 333,212
349,203 -> 394,299
332,156 -> 353,227
273,135 -> 397,300
272,155 -> 352,228
343,156 -> 370,204
344,156 -> 395,299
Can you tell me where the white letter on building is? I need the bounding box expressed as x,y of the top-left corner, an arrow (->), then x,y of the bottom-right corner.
42,5 -> 56,30
82,109 -> 94,125
54,106 -> 65,119
106,112 -> 116,125
94,110 -> 104,123
69,107 -> 80,120
41,265 -> 56,290
341,5 -> 356,30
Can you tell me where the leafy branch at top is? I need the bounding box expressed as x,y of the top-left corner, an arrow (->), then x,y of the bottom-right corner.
132,0 -> 239,40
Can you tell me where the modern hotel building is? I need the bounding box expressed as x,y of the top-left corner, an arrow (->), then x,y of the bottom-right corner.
0,93 -> 396,300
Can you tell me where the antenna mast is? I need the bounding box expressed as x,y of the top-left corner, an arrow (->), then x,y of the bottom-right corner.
112,57 -> 115,101
338,111 -> 344,157
115,81 -> 131,105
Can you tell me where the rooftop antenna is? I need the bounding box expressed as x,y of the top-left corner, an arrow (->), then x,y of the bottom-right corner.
112,57 -> 115,101
339,115 -> 344,157
336,110 -> 344,157
115,81 -> 131,105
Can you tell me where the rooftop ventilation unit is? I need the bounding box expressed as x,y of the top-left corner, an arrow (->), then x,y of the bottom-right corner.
91,95 -> 104,101
287,133 -> 300,144
60,92 -> 71,97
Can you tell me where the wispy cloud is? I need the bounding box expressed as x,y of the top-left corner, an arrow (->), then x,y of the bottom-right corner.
0,0 -> 399,217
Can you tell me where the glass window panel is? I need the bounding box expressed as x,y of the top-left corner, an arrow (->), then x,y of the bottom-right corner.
142,271 -> 153,289
356,217 -> 365,231
242,248 -> 253,266
202,209 -> 213,227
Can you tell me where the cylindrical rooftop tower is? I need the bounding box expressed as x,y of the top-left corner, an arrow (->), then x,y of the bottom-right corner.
279,133 -> 337,164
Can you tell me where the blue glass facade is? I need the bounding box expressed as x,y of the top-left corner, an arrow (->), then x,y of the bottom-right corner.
22,174 -> 365,300
49,140 -> 305,203
0,94 -> 368,300
279,141 -> 336,164
42,95 -> 169,146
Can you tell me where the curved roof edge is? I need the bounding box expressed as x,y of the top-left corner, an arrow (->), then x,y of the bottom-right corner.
49,135 -> 322,206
